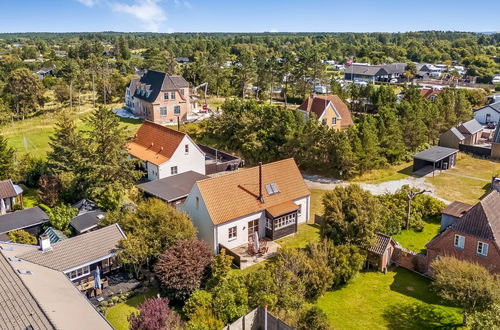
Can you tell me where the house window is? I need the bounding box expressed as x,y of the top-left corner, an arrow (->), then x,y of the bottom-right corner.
332,118 -> 337,125
160,107 -> 167,116
274,213 -> 296,230
228,226 -> 237,240
477,241 -> 489,256
195,197 -> 199,209
185,144 -> 189,154
67,265 -> 90,280
454,234 -> 465,249
171,92 -> 176,100
164,92 -> 169,100
266,218 -> 272,229
179,89 -> 184,96
265,183 -> 280,195
297,204 -> 302,216
174,105 -> 181,115
171,166 -> 178,175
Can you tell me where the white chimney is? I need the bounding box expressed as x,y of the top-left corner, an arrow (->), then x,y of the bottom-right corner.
39,234 -> 51,252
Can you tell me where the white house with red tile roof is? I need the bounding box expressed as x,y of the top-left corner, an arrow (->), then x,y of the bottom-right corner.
127,121 -> 205,180
182,158 -> 311,252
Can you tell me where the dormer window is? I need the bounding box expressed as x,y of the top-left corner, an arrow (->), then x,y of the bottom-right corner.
265,183 -> 279,195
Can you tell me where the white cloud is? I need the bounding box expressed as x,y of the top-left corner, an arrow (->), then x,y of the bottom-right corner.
173,0 -> 191,8
109,0 -> 167,32
76,0 -> 99,7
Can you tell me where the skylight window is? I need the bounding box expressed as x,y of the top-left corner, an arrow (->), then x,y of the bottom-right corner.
17,269 -> 32,275
265,183 -> 280,195
8,257 -> 21,262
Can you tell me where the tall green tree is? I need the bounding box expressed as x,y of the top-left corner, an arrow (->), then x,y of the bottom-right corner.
5,68 -> 45,119
0,135 -> 15,180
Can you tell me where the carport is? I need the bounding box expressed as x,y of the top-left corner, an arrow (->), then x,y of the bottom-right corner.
413,146 -> 458,175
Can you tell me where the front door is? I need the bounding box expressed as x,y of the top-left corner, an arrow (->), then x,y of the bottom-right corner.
248,219 -> 259,240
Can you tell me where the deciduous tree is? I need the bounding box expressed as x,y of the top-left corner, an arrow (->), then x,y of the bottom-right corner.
129,297 -> 182,330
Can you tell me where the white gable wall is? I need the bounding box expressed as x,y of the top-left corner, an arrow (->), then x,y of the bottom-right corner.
474,107 -> 500,125
146,162 -> 160,181
158,135 -> 206,179
215,211 -> 266,251
181,184 -> 215,250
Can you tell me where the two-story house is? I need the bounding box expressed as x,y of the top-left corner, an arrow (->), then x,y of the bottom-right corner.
126,70 -> 191,124
182,158 -> 311,253
127,121 -> 206,181
426,191 -> 500,273
297,95 -> 354,130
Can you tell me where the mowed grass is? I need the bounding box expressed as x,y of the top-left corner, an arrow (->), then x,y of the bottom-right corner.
105,289 -> 158,330
316,268 -> 462,330
1,93 -> 139,158
353,162 -> 413,184
393,223 -> 440,253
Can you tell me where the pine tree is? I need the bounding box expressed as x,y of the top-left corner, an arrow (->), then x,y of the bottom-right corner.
0,135 -> 15,180
78,106 -> 142,210
377,106 -> 406,163
357,116 -> 386,173
46,111 -> 83,174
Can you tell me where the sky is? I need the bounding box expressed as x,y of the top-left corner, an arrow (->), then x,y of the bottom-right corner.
0,0 -> 498,34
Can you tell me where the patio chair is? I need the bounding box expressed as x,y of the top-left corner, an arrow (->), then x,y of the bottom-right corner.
102,278 -> 109,289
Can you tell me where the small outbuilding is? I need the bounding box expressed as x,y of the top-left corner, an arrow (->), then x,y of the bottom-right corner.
412,146 -> 458,173
366,234 -> 397,272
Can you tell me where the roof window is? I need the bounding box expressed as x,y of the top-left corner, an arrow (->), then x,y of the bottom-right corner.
265,183 -> 280,195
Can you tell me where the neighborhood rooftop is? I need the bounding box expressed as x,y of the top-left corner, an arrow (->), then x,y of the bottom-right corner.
0,206 -> 49,235
137,170 -> 208,202
195,158 -> 310,225
413,146 -> 458,163
18,224 -> 126,272
298,94 -> 354,128
0,179 -> 18,199
368,234 -> 395,255
0,242 -> 112,329
127,120 -> 188,165
133,70 -> 189,103
441,201 -> 472,218
70,210 -> 106,234
451,190 -> 500,242
458,119 -> 483,135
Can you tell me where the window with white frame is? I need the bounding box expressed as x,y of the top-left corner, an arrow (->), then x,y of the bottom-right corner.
67,265 -> 90,280
185,144 -> 189,154
454,234 -> 465,249
160,107 -> 167,116
477,241 -> 489,256
332,117 -> 337,125
174,105 -> 181,114
171,92 -> 176,100
228,226 -> 237,240
274,213 -> 296,230
171,166 -> 178,175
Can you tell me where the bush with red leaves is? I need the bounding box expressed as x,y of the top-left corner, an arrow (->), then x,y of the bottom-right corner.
128,297 -> 182,330
155,239 -> 213,301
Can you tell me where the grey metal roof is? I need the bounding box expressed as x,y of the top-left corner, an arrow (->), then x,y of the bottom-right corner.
475,101 -> 500,114
413,146 -> 458,162
19,224 -> 126,272
450,127 -> 465,140
137,171 -> 208,202
70,210 -> 106,234
0,249 -> 54,330
348,64 -> 385,76
458,119 -> 483,135
0,207 -> 49,234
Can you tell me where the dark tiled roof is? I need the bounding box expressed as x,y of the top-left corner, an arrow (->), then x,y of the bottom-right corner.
441,201 -> 472,218
0,179 -> 17,199
133,70 -> 189,103
137,171 -> 208,202
368,234 -> 394,255
72,199 -> 99,215
19,224 -> 126,272
0,207 -> 49,234
413,146 -> 458,162
0,250 -> 54,330
70,211 -> 106,234
451,191 -> 500,242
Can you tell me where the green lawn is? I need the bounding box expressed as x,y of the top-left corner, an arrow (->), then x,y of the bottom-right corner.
105,289 -> 158,330
316,268 -> 462,330
276,223 -> 320,250
20,185 -> 38,208
393,223 -> 440,253
352,162 -> 413,184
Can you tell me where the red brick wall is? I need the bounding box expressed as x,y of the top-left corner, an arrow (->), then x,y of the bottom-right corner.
393,247 -> 428,274
426,229 -> 500,273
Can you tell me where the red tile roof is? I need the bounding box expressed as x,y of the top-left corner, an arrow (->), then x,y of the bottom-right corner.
420,88 -> 441,99
298,95 -> 354,128
196,158 -> 310,225
127,121 -> 186,165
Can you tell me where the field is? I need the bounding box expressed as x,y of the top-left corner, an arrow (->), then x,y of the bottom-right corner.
316,268 -> 462,330
105,289 -> 158,330
353,162 -> 413,184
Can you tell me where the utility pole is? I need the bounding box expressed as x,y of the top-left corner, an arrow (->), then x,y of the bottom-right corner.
406,189 -> 429,229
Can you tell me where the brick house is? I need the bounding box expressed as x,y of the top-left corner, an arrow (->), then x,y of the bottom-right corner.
297,95 -> 354,130
426,191 -> 500,273
126,70 -> 191,124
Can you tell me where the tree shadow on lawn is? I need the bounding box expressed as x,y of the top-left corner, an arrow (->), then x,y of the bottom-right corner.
389,268 -> 441,305
383,302 -> 462,330
479,183 -> 492,200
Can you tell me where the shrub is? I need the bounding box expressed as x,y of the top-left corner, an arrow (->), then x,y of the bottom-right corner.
129,297 -> 182,330
296,306 -> 330,330
8,229 -> 37,245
